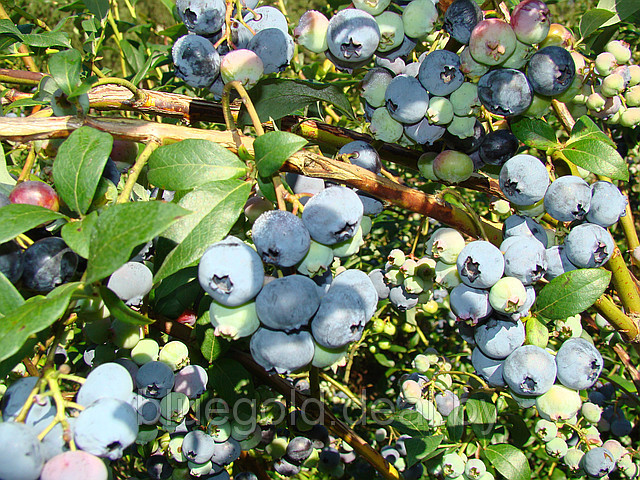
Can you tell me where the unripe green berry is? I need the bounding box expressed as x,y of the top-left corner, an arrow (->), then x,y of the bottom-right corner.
435,260 -> 461,288
546,437 -> 568,458
401,379 -> 423,404
442,452 -> 466,478
426,228 -> 466,264
447,115 -> 476,139
297,240 -> 334,276
563,447 -> 584,472
595,52 -> 618,76
628,65 -> 640,87
535,419 -> 558,442
587,92 -> 607,112
605,40 -> 632,64
388,249 -> 406,267
536,384 -> 582,421
581,402 -> 603,424
418,152 -> 438,181
489,276 -> 527,313
601,73 -> 626,97
450,83 -> 480,117
370,108 -> 403,142
625,85 -> 640,107
465,459 -> 487,480
433,150 -> 474,183
620,107 -> 640,127
427,97 -> 454,125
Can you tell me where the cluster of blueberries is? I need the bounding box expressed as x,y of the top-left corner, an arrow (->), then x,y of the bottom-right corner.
561,39 -> 640,128
199,177 -> 383,374
172,0 -> 295,95
292,0 -> 579,147
0,344 -> 254,480
534,402 -> 638,478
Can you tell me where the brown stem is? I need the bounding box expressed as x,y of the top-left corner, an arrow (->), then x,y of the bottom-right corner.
551,99 -> 576,134
0,70 -> 505,199
0,115 -> 503,244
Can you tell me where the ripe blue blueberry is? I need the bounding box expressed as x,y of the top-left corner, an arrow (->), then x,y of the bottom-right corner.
404,118 -> 446,145
176,0 -> 226,35
586,181 -> 627,227
311,287 -> 367,348
418,50 -> 465,96
384,75 -> 430,124
556,337 -> 603,390
302,186 -> 364,245
581,447 -> 615,478
198,236 -> 264,306
21,237 -> 78,292
250,328 -> 315,374
499,154 -> 549,206
243,6 -> 289,35
503,236 -> 548,284
474,316 -> 526,359
337,141 -> 382,174
172,35 -> 220,89
503,214 -> 548,247
545,245 -> 577,280
564,223 -> 614,268
456,240 -> 505,289
478,69 -> 533,116
252,210 -> 310,267
76,362 -> 134,407
526,46 -> 576,96
0,240 -> 23,283
182,430 -> 216,464
449,283 -> 493,323
479,129 -> 519,166
255,275 -> 321,332
471,347 -> 506,387
326,8 -> 380,65
136,360 -> 175,399
503,345 -> 556,396
74,398 -> 138,460
0,422 -> 44,480
444,0 -> 483,44
247,28 -> 295,74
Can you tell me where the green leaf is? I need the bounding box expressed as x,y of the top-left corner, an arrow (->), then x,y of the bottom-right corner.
509,117 -> 557,150
99,286 -> 155,325
502,413 -> 531,448
404,435 -> 443,468
208,358 -> 254,405
0,143 -> 16,196
201,328 -> 225,363
0,282 -> 79,364
147,139 -> 247,191
240,78 -> 355,123
446,405 -> 465,442
374,352 -> 394,368
485,444 -> 531,480
390,409 -> 431,436
0,272 -> 24,317
61,211 -> 98,258
597,0 -> 640,26
0,338 -> 39,380
524,316 -> 549,348
154,180 -> 251,283
82,0 -> 110,20
466,393 -> 497,442
579,9 -> 617,38
536,269 -> 612,320
254,132 -> 307,177
560,137 -> 628,180
570,116 -> 616,147
0,204 -> 66,244
53,127 -> 113,215
0,20 -> 71,49
48,49 -> 82,96
86,201 -> 189,283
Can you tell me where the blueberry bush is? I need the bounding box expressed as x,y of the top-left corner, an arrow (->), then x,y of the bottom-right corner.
0,0 -> 639,479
